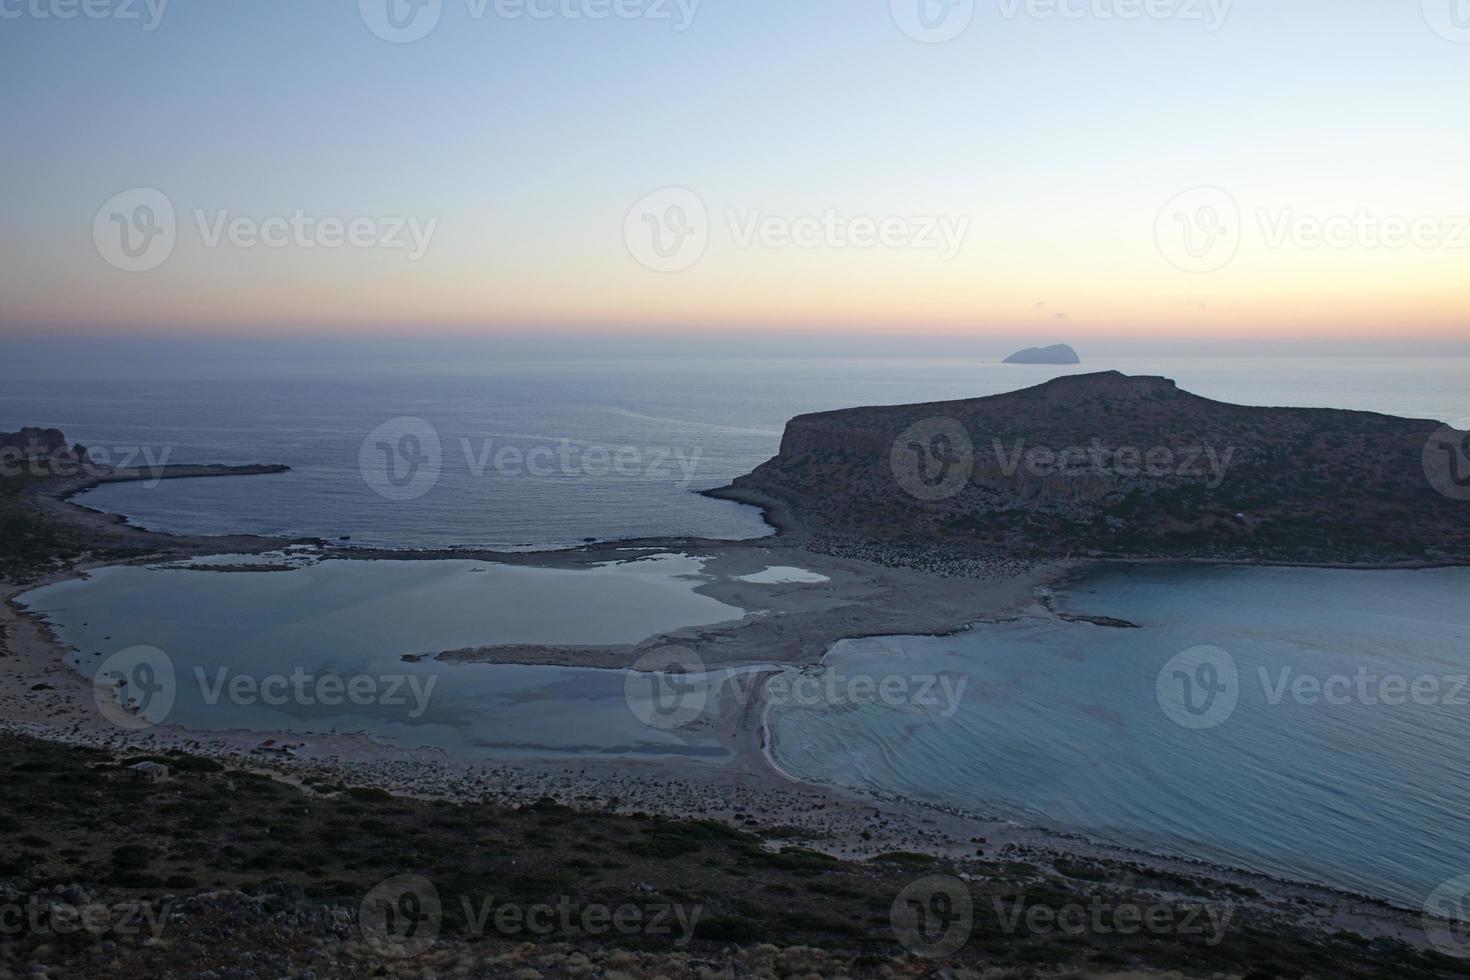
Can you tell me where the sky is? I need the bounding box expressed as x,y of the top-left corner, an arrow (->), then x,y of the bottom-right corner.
1,0 -> 1468,341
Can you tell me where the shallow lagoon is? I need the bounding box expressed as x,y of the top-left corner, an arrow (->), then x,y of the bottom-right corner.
18,554 -> 744,760
766,565 -> 1470,910
22,554 -> 1470,908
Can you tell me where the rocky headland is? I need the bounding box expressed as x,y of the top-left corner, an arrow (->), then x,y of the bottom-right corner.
711,371 -> 1470,564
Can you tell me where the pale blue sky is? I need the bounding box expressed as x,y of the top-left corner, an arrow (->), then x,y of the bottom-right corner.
2,0 -> 1467,336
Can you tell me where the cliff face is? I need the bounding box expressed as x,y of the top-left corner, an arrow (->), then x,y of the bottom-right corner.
716,372 -> 1470,562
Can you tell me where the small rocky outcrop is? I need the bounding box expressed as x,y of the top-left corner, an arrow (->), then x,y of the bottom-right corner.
0,427 -> 72,459
1003,344 -> 1080,364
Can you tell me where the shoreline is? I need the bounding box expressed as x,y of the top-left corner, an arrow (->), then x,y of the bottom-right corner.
2,547 -> 1451,945
2,459 -> 1463,952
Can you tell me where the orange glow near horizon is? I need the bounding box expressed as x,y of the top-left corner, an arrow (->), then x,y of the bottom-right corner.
7,209 -> 1468,341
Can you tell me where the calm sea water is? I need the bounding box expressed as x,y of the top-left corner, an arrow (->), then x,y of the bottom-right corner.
765,564 -> 1470,911
8,343 -> 1470,907
2,348 -> 1465,549
17,554 -> 746,759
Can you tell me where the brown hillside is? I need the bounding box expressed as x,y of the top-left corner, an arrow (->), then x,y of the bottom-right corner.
713,372 -> 1470,562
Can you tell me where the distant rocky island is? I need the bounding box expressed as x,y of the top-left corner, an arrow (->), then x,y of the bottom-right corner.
712,372 -> 1470,563
1003,343 -> 1080,364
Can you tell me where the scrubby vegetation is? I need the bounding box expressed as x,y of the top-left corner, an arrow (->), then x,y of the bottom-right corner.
0,735 -> 1464,978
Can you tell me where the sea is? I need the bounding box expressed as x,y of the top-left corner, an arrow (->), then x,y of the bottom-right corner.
2,341 -> 1466,549
6,338 -> 1470,911
765,563 -> 1470,912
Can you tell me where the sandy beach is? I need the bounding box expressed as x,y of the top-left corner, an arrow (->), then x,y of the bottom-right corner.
1,461 -> 1462,961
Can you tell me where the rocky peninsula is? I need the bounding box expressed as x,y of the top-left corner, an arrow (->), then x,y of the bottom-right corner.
711,371 -> 1470,564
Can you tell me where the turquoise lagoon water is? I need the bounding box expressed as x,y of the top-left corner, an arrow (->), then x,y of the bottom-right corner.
18,554 -> 744,759
765,565 -> 1470,911
19,552 -> 1470,908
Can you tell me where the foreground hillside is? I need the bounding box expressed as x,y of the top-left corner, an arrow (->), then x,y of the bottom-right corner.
0,735 -> 1463,979
714,372 -> 1470,563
